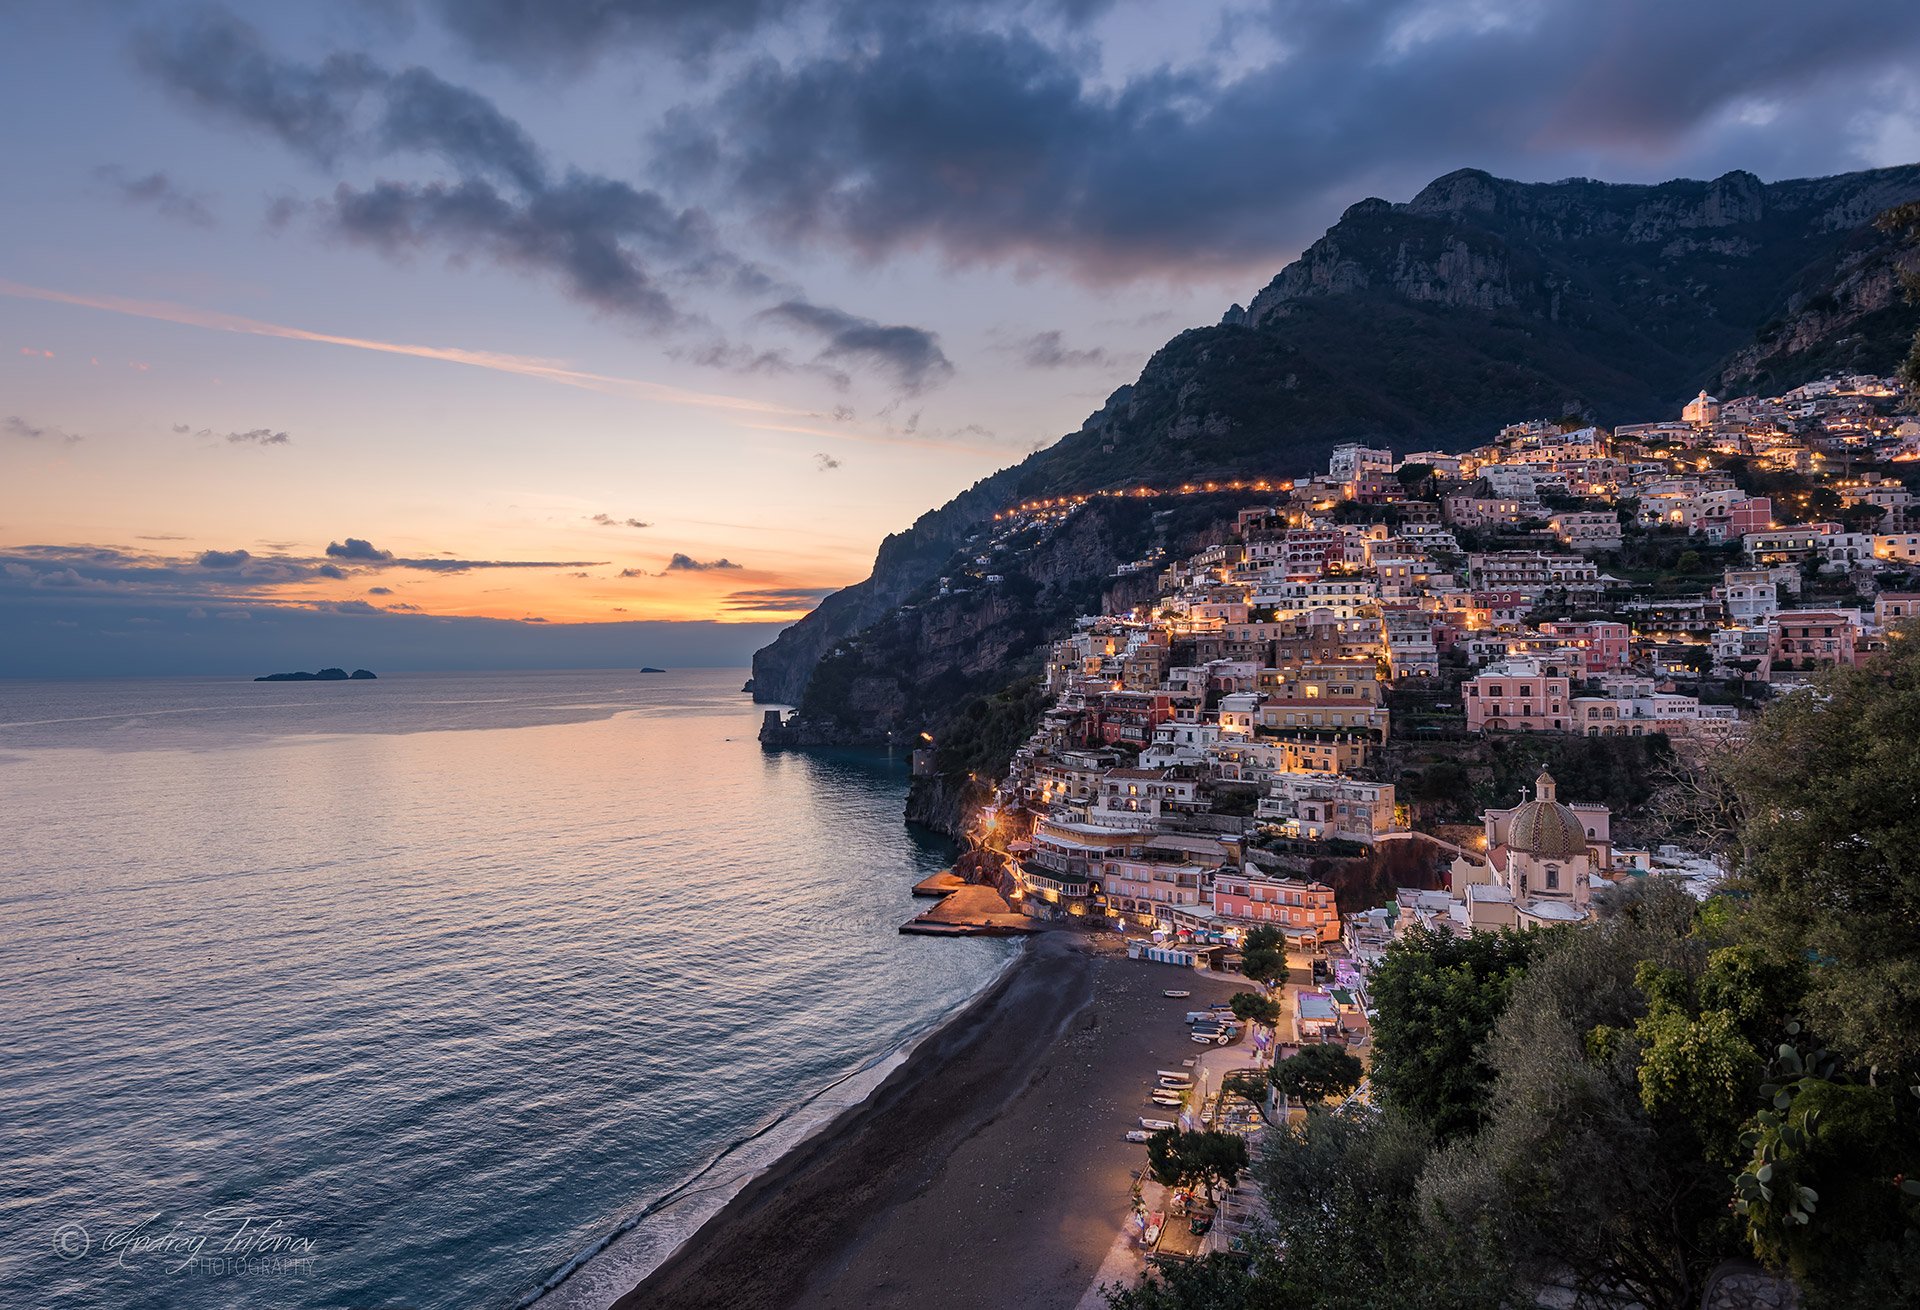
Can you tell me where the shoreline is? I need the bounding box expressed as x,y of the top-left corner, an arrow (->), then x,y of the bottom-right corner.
609,932 -> 1245,1310
524,942 -> 1026,1310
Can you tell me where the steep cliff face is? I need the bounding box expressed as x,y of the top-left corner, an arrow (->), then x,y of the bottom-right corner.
754,162 -> 1920,740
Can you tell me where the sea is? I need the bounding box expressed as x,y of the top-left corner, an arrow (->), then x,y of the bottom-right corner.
0,669 -> 1014,1310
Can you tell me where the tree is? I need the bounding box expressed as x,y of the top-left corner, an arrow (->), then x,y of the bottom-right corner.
1145,1129 -> 1250,1207
1725,633 -> 1920,1071
1367,925 -> 1555,1140
1238,925 -> 1287,985
1270,1043 -> 1363,1103
1103,1255 -> 1267,1310
1228,990 -> 1280,1027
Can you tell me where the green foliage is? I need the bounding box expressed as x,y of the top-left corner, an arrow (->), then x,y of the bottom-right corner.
1635,1004 -> 1763,1165
1366,925 -> 1555,1140
1145,1128 -> 1250,1206
1483,733 -> 1675,822
1270,1043 -> 1364,1103
929,676 -> 1049,784
1726,636 -> 1920,1072
1103,1255 -> 1267,1310
1238,925 -> 1287,985
1228,990 -> 1280,1027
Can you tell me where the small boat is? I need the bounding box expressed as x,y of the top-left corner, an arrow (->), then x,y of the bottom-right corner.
1124,1129 -> 1152,1143
1140,1117 -> 1176,1131
1163,989 -> 1191,998
1143,1212 -> 1165,1245
1152,1093 -> 1185,1106
1156,1069 -> 1191,1081
1190,1032 -> 1218,1044
1159,1077 -> 1192,1090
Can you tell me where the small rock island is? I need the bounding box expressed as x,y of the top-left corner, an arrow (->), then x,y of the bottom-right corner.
254,668 -> 378,682
640,666 -> 667,673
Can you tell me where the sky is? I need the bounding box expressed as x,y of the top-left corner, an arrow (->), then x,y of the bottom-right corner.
5,0 -> 1920,676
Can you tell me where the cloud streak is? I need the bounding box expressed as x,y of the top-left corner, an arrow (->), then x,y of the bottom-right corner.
0,278 -> 810,418
4,416 -> 83,445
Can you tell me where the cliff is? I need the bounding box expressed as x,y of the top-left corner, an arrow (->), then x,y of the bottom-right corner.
752,162 -> 1920,762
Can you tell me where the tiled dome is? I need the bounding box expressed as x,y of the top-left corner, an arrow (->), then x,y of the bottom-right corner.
1508,770 -> 1588,858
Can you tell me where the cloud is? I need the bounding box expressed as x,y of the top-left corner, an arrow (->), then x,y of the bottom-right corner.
174,422 -> 293,445
96,166 -> 217,227
3,416 -> 82,445
367,586 -> 393,594
813,452 -> 840,471
590,513 -> 652,528
0,277 -> 815,419
135,11 -> 756,329
387,557 -> 606,572
720,585 -> 835,611
134,9 -> 382,167
198,549 -> 253,568
1013,329 -> 1112,369
758,300 -> 953,392
421,0 -> 1117,72
618,567 -> 647,577
662,553 -> 743,571
326,537 -> 393,561
655,3 -> 1920,279
316,564 -> 348,579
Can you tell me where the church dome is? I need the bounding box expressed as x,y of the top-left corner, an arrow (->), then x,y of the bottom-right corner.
1507,771 -> 1588,859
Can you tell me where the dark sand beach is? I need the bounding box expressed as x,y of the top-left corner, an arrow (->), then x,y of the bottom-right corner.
613,933 -> 1244,1310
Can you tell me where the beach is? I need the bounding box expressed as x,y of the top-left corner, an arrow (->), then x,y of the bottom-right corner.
613,933 -> 1246,1310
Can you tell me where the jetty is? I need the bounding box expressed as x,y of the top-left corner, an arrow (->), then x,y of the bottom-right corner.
900,882 -> 1037,936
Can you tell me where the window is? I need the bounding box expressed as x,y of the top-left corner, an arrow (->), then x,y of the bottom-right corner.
1545,865 -> 1560,890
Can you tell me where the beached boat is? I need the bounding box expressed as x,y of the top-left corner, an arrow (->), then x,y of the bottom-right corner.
1162,989 -> 1191,998
1125,1129 -> 1152,1143
1144,1212 -> 1165,1246
1151,1089 -> 1185,1103
1156,1069 -> 1192,1081
1140,1117 -> 1176,1131
1190,1032 -> 1218,1044
1159,1077 -> 1192,1090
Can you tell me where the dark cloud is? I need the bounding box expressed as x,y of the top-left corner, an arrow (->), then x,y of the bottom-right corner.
422,0 -> 1117,72
618,567 -> 648,577
656,2 -> 1920,278
1014,329 -> 1112,369
662,553 -> 743,571
367,586 -> 394,594
758,300 -> 953,392
813,452 -> 840,471
96,166 -> 217,227
721,586 -> 834,611
590,513 -> 652,528
316,564 -> 348,579
326,537 -> 394,561
4,416 -> 82,445
378,65 -> 549,191
198,549 -> 252,568
134,9 -> 382,167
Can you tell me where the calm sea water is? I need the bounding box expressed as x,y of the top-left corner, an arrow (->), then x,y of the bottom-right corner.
0,670 -> 1012,1310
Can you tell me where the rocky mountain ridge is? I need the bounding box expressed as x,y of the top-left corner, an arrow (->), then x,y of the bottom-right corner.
752,163 -> 1920,787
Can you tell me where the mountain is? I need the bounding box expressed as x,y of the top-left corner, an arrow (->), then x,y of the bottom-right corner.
752,164 -> 1920,788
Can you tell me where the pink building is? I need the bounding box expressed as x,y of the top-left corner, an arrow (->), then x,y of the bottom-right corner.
1538,620 -> 1632,671
1211,870 -> 1339,945
1464,657 -> 1573,732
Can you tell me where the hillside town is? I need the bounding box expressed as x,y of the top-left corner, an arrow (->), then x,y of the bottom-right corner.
917,371 -> 1916,977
